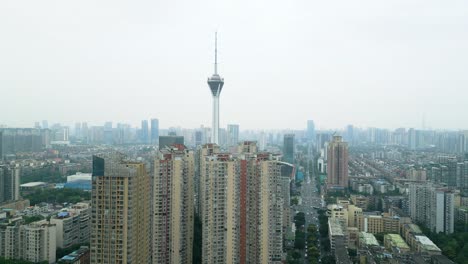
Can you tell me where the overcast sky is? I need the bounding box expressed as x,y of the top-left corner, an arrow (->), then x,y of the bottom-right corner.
1,0 -> 467,130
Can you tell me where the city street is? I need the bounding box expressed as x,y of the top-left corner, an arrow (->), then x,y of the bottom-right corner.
297,164 -> 324,263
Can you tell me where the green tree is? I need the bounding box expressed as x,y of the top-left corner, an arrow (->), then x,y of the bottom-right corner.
294,212 -> 306,228
291,197 -> 299,206
23,215 -> 44,224
23,188 -> 91,206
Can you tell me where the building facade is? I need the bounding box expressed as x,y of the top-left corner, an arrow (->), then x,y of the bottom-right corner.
90,154 -> 151,264
227,124 -> 239,147
0,165 -> 20,203
153,145 -> 194,264
409,183 -> 454,234
151,118 -> 159,144
327,135 -> 349,190
283,134 -> 295,164
200,142 -> 285,264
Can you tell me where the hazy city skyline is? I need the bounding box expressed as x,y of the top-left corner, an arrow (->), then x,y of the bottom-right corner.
1,0 -> 467,130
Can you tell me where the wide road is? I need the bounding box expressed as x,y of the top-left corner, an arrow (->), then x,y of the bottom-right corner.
298,164 -> 324,262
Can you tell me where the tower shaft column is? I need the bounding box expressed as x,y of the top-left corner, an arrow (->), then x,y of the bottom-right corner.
212,96 -> 219,144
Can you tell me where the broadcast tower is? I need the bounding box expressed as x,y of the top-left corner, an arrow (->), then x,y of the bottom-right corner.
207,33 -> 224,145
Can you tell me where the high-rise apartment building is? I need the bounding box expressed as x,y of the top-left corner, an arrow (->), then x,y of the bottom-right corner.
151,118 -> 159,144
196,143 -> 220,215
283,134 -> 295,164
327,135 -> 349,191
0,221 -> 21,260
409,183 -> 455,234
0,165 -> 20,203
240,152 -> 283,264
0,128 -> 43,157
200,142 -> 284,264
0,219 -> 56,264
20,220 -> 57,264
153,145 -> 194,264
201,153 -> 239,263
90,154 -> 151,264
227,124 -> 239,147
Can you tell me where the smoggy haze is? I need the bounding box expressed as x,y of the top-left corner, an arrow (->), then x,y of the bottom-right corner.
0,0 -> 467,130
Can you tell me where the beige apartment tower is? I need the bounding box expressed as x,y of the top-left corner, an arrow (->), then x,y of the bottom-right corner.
153,145 -> 194,264
327,135 -> 349,190
200,142 -> 284,264
201,153 -> 240,264
90,154 -> 151,264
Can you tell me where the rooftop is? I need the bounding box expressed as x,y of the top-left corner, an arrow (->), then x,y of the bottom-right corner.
415,235 -> 441,252
359,232 -> 379,247
329,218 -> 345,236
385,234 -> 410,250
407,223 -> 422,234
20,182 -> 46,188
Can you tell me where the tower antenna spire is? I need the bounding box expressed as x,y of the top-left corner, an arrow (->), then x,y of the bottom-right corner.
214,32 -> 218,74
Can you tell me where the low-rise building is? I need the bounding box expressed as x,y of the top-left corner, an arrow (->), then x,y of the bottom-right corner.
50,203 -> 90,249
327,204 -> 348,226
329,218 -> 347,252
351,195 -> 369,210
358,232 -> 379,249
401,223 -> 423,249
413,235 -> 441,255
357,212 -> 400,234
455,207 -> 468,224
57,246 -> 90,264
384,234 -> 410,254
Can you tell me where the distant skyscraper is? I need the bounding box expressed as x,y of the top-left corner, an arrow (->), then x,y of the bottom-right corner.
283,134 -> 295,164
74,122 -> 82,139
227,124 -> 239,147
207,33 -> 224,145
0,165 -> 20,203
306,120 -> 315,142
327,135 -> 349,190
81,122 -> 88,143
141,120 -> 149,144
194,130 -> 203,146
346,124 -> 354,144
0,128 -> 42,157
316,133 -> 332,153
219,128 -> 227,147
150,118 -> 159,144
42,120 -> 48,129
408,128 -> 416,150
153,145 -> 194,264
90,154 -> 151,264
103,122 -> 113,145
